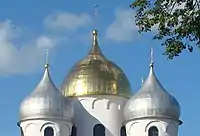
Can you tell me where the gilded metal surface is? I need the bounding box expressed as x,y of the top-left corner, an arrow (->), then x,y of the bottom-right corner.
19,66 -> 74,121
124,62 -> 180,121
61,30 -> 132,97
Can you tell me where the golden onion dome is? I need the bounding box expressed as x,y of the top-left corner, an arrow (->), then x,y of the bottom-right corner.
61,30 -> 132,98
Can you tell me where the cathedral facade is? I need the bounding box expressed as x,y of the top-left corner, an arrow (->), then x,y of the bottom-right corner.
18,29 -> 182,136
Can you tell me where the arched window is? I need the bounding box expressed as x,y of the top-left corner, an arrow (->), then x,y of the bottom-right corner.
71,125 -> 77,136
148,126 -> 158,136
120,125 -> 126,136
44,127 -> 54,136
93,124 -> 105,136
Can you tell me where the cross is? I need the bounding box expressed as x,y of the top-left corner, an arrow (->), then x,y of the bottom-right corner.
150,47 -> 154,67
45,49 -> 49,68
93,4 -> 99,29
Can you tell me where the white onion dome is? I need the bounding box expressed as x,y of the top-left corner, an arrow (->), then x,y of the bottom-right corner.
19,64 -> 74,121
124,50 -> 181,123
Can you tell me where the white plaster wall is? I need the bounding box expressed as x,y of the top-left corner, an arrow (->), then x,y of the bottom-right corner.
72,95 -> 128,136
125,118 -> 180,136
19,119 -> 72,136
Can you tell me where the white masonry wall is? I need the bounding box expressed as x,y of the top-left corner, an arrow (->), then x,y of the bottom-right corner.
19,119 -> 73,136
72,95 -> 128,136
125,118 -> 181,136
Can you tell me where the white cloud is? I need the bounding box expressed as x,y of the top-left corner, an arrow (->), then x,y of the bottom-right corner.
43,11 -> 92,45
44,11 -> 92,33
105,8 -> 139,42
0,11 -> 92,76
0,20 -> 57,75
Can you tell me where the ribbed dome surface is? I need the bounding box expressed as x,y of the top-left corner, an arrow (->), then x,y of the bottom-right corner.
19,66 -> 74,121
61,30 -> 132,98
124,57 -> 180,122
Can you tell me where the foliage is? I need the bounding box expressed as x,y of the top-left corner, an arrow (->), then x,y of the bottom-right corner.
129,0 -> 200,59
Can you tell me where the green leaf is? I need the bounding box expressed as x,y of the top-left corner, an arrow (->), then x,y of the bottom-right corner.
130,0 -> 200,59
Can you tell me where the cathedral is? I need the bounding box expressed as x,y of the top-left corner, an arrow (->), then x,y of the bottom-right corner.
18,29 -> 182,136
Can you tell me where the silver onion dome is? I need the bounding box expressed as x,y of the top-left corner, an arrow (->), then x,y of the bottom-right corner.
124,49 -> 181,123
19,64 -> 74,121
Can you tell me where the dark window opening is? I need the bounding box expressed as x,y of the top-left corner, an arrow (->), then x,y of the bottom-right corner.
120,125 -> 126,136
93,124 -> 105,136
148,126 -> 158,136
44,127 -> 54,136
71,125 -> 77,136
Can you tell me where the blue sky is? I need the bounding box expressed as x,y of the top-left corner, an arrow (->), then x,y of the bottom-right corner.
0,0 -> 199,135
